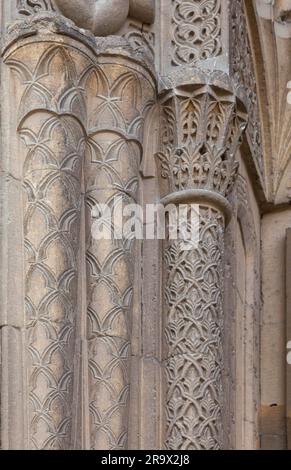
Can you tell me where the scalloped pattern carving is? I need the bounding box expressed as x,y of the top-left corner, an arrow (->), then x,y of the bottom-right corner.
83,65 -> 155,449
6,41 -> 154,449
6,45 -> 87,449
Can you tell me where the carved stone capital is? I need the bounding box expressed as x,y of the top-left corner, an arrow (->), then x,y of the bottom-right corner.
156,78 -> 247,216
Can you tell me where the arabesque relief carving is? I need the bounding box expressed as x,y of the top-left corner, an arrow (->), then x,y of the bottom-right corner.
171,0 -> 222,66
164,206 -> 224,450
17,0 -> 56,15
230,0 -> 264,187
157,81 -> 247,449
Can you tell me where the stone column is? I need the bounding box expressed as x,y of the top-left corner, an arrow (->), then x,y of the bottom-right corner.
3,8 -> 156,449
156,77 -> 247,450
3,21 -> 88,450
83,57 -> 155,449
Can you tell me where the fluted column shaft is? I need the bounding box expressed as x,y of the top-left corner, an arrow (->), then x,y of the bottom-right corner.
157,80 -> 247,450
83,61 -> 155,449
4,14 -> 156,449
4,38 -> 87,449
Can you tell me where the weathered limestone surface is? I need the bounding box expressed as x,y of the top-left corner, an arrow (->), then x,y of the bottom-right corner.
261,210 -> 291,449
224,160 -> 261,450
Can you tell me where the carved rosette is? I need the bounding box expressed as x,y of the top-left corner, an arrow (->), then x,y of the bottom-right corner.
157,80 -> 247,450
83,62 -> 155,449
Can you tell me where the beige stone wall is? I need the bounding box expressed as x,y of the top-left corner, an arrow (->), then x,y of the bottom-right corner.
224,153 -> 261,450
261,209 -> 291,449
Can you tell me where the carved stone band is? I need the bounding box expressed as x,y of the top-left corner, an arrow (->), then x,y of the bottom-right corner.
160,190 -> 233,226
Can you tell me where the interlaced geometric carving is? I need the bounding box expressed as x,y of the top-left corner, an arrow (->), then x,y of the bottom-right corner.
171,0 -> 222,66
17,0 -> 55,15
230,0 -> 264,184
164,207 -> 224,450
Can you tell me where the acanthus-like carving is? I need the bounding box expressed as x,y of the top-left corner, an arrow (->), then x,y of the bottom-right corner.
230,0 -> 265,187
171,0 -> 222,66
157,86 -> 247,198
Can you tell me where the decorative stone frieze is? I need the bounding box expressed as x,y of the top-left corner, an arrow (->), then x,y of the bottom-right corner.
230,0 -> 265,190
171,0 -> 222,66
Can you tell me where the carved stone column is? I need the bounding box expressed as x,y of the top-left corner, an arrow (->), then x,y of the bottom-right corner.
3,14 -> 156,449
156,76 -> 247,450
84,59 -> 155,450
3,31 -> 87,448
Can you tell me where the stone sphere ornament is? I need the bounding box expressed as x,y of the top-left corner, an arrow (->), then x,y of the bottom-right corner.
54,0 -> 155,36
